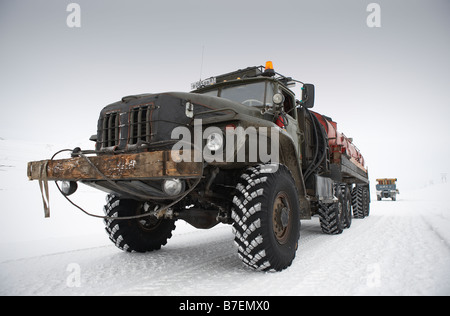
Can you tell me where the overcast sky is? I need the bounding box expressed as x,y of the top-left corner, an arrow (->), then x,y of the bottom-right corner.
1,0 -> 449,189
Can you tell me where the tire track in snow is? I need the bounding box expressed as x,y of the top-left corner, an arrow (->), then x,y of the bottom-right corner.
2,197 -> 450,295
420,215 -> 450,252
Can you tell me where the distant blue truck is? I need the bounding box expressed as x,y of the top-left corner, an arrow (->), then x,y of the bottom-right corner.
376,178 -> 399,201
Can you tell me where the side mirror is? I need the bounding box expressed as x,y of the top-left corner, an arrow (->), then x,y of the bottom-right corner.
301,84 -> 315,109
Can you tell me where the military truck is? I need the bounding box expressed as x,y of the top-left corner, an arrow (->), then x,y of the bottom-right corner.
376,178 -> 399,201
27,62 -> 370,271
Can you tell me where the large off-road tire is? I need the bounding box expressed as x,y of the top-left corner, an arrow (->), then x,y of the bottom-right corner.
362,186 -> 370,217
352,186 -> 370,219
104,195 -> 176,252
340,184 -> 353,229
352,186 -> 365,219
232,164 -> 301,272
318,184 -> 345,235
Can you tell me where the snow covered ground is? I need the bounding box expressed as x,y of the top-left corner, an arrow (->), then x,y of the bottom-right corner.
1,138 -> 450,296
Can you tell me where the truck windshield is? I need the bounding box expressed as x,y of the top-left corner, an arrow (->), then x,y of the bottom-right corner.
199,81 -> 272,107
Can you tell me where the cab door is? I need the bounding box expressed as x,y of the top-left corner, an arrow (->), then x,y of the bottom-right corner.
280,88 -> 302,159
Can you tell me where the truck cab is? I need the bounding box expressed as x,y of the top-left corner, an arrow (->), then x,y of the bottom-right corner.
192,66 -> 303,157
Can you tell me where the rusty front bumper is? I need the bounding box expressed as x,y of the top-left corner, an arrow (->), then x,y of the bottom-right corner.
27,150 -> 202,218
27,150 -> 203,182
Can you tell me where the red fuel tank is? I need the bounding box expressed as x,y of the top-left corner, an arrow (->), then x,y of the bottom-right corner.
311,111 -> 366,171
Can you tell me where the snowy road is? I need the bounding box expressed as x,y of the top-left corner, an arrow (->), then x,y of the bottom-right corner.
1,185 -> 450,296
1,139 -> 450,296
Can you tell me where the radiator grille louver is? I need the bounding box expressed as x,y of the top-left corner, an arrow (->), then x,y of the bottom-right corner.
101,112 -> 120,147
129,105 -> 152,145
99,104 -> 154,150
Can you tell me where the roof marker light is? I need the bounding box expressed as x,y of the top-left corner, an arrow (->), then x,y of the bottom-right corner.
263,61 -> 275,77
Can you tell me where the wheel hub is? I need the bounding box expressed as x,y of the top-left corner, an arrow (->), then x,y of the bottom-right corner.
273,192 -> 291,245
138,203 -> 162,231
280,206 -> 289,228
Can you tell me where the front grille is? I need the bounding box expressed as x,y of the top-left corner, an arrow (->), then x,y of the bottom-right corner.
129,105 -> 152,145
101,111 -> 120,147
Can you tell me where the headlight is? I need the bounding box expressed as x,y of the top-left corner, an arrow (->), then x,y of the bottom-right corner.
206,132 -> 223,151
272,93 -> 285,105
59,181 -> 78,196
162,179 -> 184,196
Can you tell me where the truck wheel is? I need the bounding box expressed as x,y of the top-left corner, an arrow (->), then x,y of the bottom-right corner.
318,184 -> 345,235
362,186 -> 370,217
340,184 -> 352,229
232,164 -> 301,272
104,195 -> 176,252
351,186 -> 365,219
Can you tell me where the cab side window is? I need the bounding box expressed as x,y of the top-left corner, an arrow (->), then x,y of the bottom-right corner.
281,89 -> 296,119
